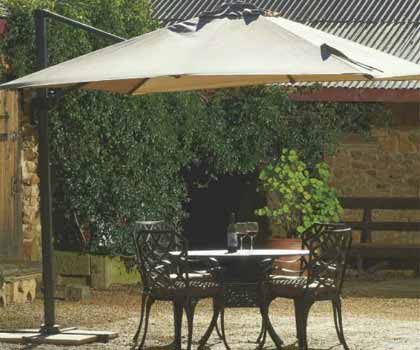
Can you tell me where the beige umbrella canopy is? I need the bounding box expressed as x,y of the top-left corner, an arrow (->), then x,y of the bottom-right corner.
1,2 -> 419,95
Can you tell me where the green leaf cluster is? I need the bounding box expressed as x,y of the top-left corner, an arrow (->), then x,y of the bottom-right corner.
255,148 -> 343,236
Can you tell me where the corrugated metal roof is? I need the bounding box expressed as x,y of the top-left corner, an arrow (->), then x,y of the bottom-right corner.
151,0 -> 420,90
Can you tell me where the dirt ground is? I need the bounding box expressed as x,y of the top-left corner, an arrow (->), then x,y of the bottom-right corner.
1,275 -> 419,350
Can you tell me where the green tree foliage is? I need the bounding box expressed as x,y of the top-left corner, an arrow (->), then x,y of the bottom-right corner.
1,0 -> 388,254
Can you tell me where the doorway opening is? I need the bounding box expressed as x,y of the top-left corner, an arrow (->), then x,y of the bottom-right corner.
183,171 -> 267,249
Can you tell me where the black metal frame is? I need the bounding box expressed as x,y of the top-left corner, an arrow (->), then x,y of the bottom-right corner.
131,221 -> 229,350
259,223 -> 352,350
33,8 -> 125,335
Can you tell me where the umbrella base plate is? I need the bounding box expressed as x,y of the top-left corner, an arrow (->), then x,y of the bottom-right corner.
0,327 -> 118,345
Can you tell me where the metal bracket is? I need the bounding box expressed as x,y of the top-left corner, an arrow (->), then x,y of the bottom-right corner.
11,175 -> 19,196
0,111 -> 9,120
0,132 -> 18,142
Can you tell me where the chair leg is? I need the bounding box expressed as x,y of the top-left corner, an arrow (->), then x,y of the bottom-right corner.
137,296 -> 154,350
198,297 -> 221,349
215,321 -> 224,340
133,293 -> 147,344
293,298 -> 313,350
185,298 -> 197,350
332,297 -> 350,350
256,301 -> 268,350
262,298 -> 283,350
218,298 -> 231,350
173,301 -> 184,350
255,314 -> 266,344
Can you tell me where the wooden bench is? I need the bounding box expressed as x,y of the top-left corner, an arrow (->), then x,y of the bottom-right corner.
339,197 -> 420,275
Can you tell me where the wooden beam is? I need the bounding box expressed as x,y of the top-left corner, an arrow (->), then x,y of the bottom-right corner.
289,88 -> 420,102
346,221 -> 420,231
340,197 -> 420,210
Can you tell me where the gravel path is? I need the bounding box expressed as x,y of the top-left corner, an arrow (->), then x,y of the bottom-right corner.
1,283 -> 419,350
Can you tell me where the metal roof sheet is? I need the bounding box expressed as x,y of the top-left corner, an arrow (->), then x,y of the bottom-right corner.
151,0 -> 420,90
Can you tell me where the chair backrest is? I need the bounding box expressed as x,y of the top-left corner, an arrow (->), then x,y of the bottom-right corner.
300,223 -> 352,293
132,221 -> 190,292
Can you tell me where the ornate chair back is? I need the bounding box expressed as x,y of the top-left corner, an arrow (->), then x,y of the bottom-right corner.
133,221 -> 190,294
300,223 -> 352,295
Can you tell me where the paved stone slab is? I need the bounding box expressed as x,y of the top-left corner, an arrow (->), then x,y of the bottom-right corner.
32,334 -> 99,345
63,329 -> 118,338
0,333 -> 39,344
0,329 -> 118,345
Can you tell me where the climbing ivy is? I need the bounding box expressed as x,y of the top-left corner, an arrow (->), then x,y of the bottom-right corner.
0,0 -> 388,254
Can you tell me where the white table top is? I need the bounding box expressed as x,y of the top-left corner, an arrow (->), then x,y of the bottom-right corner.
172,249 -> 309,258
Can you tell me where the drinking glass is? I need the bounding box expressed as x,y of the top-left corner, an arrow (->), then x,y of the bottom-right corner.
235,222 -> 248,250
246,222 -> 259,250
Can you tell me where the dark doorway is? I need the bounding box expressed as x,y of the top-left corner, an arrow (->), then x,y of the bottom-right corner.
183,171 -> 266,249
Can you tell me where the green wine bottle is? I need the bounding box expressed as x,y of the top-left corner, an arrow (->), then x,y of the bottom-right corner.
227,213 -> 238,253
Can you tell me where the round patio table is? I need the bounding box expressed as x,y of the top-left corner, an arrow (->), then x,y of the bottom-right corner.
185,248 -> 309,349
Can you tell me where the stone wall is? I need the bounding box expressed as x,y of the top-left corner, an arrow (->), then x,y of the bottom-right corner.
328,103 -> 420,244
21,94 -> 41,262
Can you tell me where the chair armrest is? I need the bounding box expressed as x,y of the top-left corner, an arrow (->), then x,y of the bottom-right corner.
178,256 -> 224,282
201,257 -> 224,282
259,258 -> 275,278
277,257 -> 302,264
280,267 -> 305,274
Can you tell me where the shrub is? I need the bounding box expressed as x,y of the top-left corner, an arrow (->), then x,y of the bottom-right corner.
255,148 -> 343,237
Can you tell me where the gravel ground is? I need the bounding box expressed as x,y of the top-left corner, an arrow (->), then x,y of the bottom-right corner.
1,279 -> 420,350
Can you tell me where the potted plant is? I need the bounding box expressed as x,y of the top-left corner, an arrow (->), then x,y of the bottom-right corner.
255,148 -> 342,254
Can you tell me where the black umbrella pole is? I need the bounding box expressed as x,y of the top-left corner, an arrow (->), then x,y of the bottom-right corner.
38,102 -> 58,335
35,10 -> 59,335
32,8 -> 126,336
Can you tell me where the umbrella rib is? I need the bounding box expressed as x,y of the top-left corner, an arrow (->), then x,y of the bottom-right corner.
128,78 -> 149,95
287,75 -> 296,83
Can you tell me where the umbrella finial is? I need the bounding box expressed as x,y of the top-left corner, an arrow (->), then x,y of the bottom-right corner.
169,2 -> 269,33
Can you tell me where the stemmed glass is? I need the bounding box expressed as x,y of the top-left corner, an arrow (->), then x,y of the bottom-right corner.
246,222 -> 259,251
235,222 -> 248,251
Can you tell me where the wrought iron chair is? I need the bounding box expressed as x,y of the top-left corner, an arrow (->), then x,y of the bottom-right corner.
259,223 -> 352,350
131,221 -> 228,350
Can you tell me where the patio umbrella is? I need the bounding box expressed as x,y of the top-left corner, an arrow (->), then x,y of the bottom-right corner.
1,2 -> 420,94
0,1 -> 419,344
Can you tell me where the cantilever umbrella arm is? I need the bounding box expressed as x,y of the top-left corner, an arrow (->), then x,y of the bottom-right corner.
33,8 -> 125,338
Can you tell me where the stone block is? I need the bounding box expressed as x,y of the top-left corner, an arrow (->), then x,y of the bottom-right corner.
0,287 -> 6,307
398,133 -> 417,153
24,149 -> 37,161
2,277 -> 37,305
65,284 -> 91,301
23,187 -> 32,198
90,255 -> 112,289
31,174 -> 40,185
58,276 -> 89,287
109,257 -> 140,286
22,238 -> 34,261
25,161 -> 37,173
55,251 -> 91,276
351,161 -> 370,170
370,128 -> 389,137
